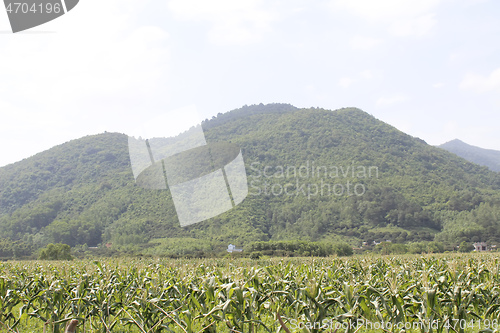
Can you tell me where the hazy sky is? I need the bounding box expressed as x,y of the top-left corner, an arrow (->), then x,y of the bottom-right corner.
0,0 -> 499,167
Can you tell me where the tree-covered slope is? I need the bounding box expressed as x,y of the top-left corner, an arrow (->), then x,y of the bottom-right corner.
1,103 -> 500,257
439,139 -> 500,172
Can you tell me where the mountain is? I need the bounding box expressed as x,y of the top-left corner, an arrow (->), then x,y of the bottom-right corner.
439,139 -> 500,172
1,103 -> 500,258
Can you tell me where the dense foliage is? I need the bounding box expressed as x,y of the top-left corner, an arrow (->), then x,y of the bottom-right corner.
1,254 -> 500,332
1,103 -> 500,257
248,240 -> 353,257
38,243 -> 73,260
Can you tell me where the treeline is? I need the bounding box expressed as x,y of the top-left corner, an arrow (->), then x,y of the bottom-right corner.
0,238 -> 32,259
247,240 -> 353,257
369,240 -> 487,255
373,241 -> 445,255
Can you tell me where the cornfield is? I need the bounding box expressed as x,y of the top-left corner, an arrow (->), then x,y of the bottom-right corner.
1,254 -> 500,332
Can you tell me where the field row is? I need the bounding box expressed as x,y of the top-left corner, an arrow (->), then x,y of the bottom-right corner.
1,254 -> 500,332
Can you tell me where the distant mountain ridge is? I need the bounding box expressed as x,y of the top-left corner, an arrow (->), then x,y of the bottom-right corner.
439,139 -> 500,172
1,103 -> 500,258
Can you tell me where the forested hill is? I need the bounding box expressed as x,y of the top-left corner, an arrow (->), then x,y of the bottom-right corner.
439,139 -> 500,172
1,103 -> 500,257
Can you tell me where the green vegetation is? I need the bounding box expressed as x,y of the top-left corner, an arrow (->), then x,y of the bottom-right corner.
459,241 -> 474,253
1,103 -> 500,258
0,254 -> 499,332
38,243 -> 73,260
248,240 -> 352,257
374,241 -> 446,255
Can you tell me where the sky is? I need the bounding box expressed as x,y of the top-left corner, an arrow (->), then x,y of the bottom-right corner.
0,0 -> 499,167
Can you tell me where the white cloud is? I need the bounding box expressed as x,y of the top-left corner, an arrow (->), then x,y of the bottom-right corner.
360,70 -> 374,79
386,118 -> 413,134
0,3 -> 10,30
338,77 -> 355,88
349,35 -> 382,50
359,69 -> 375,80
463,0 -> 491,6
330,0 -> 442,37
389,13 -> 437,37
433,82 -> 444,88
167,0 -> 277,45
443,121 -> 459,136
376,95 -> 408,107
439,121 -> 499,148
0,0 -> 176,166
460,68 -> 500,93
131,105 -> 205,139
337,70 -> 376,88
330,0 -> 441,21
0,0 -> 171,113
448,52 -> 466,66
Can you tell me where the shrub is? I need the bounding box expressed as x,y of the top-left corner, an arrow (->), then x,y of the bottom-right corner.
39,243 -> 73,260
458,241 -> 474,253
250,252 -> 262,260
332,242 -> 353,257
